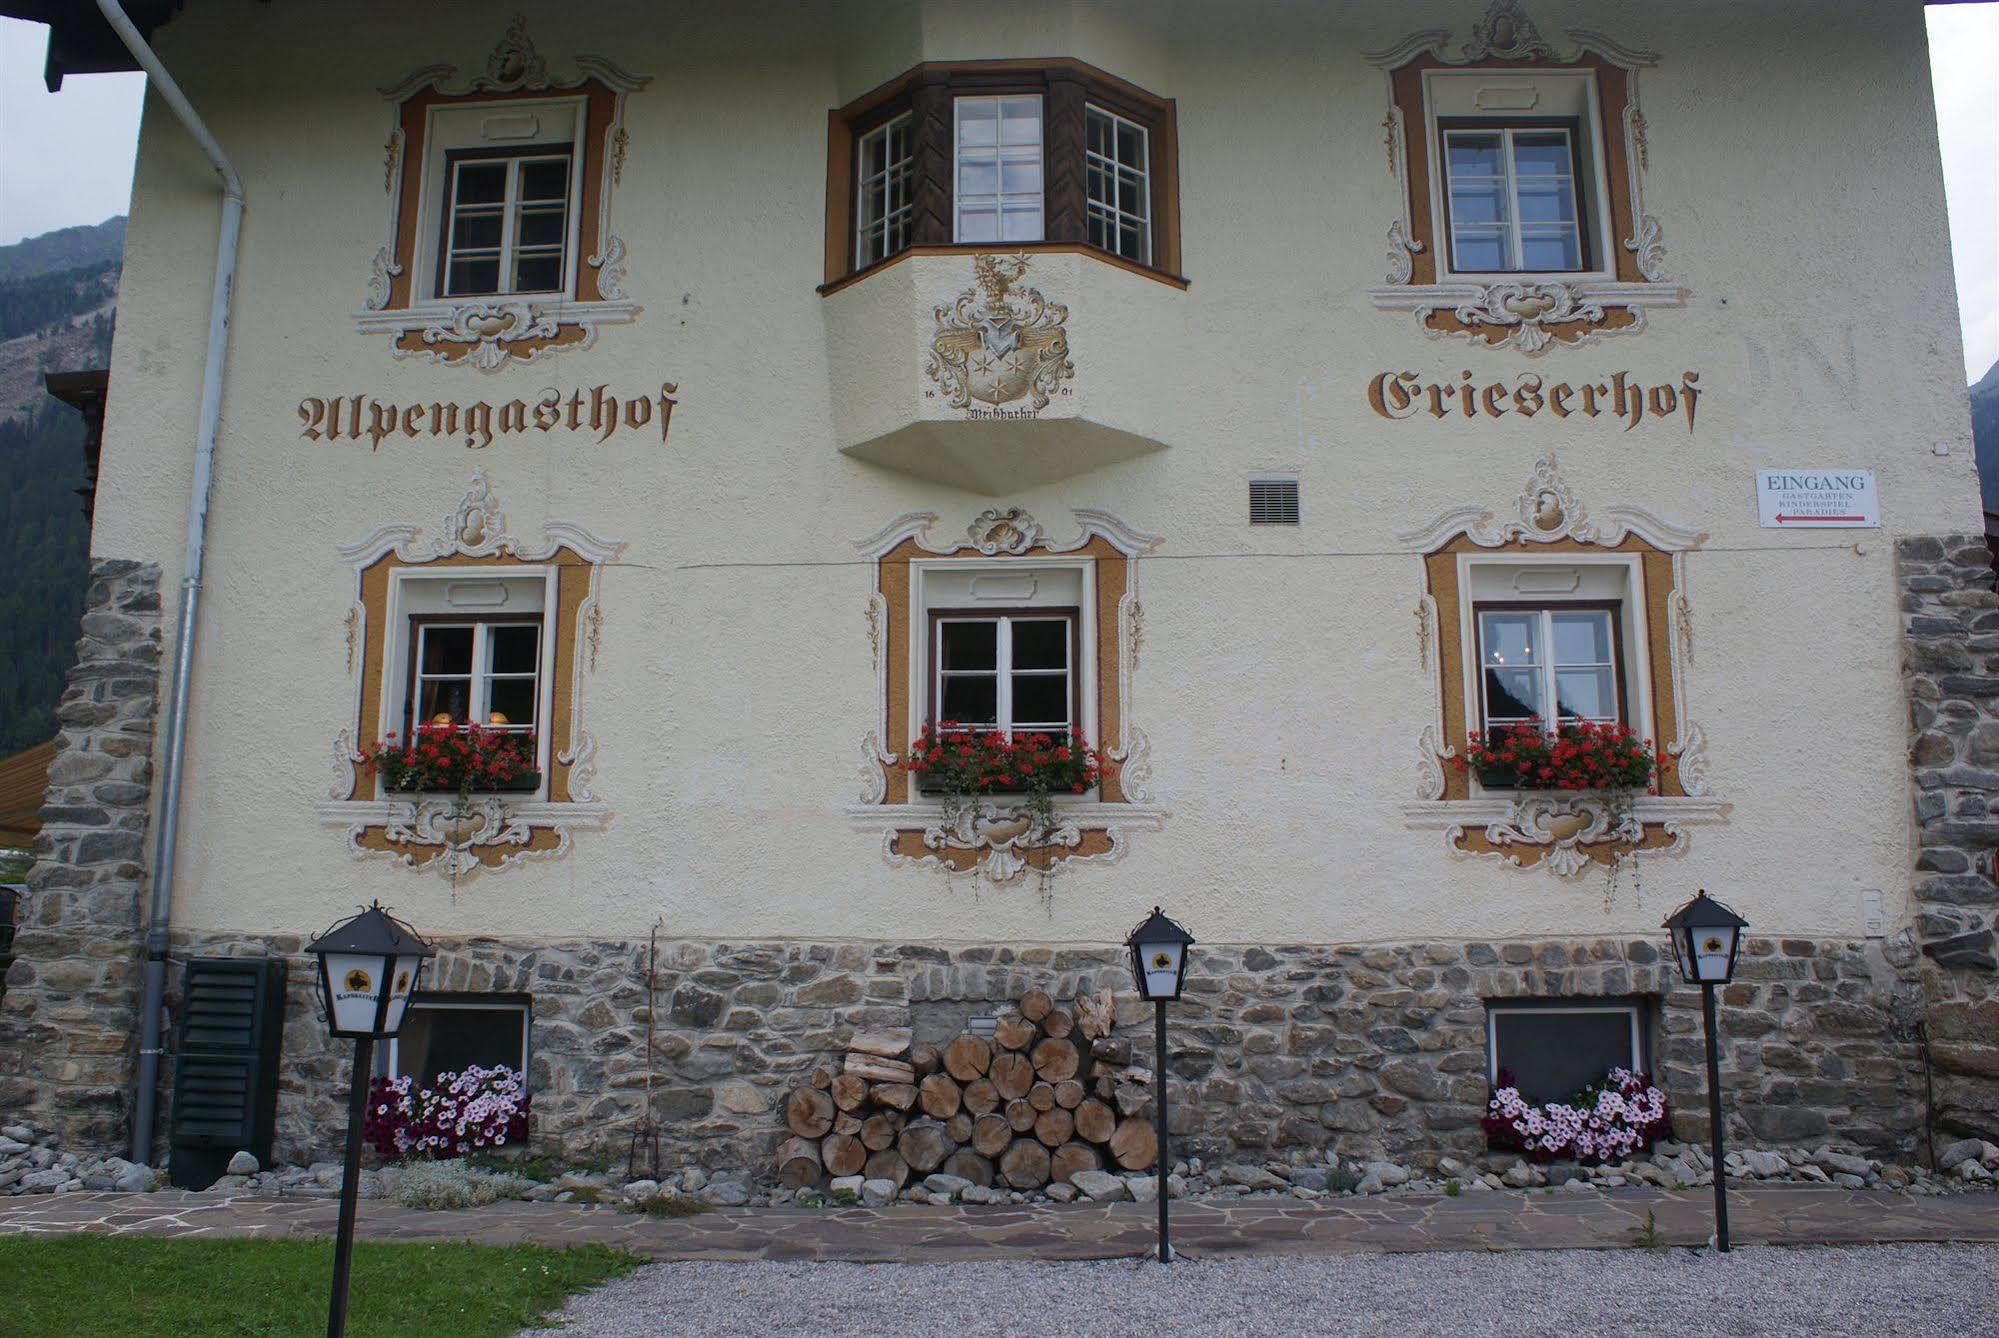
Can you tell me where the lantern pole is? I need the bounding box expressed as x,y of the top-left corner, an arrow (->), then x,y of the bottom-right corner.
1701,982 -> 1729,1253
1153,997 -> 1170,1263
327,1033 -> 374,1338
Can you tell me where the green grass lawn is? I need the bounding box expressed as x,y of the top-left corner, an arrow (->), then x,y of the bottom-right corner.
0,1235 -> 639,1336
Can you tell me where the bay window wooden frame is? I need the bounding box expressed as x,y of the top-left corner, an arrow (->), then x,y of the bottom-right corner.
823,58 -> 1182,290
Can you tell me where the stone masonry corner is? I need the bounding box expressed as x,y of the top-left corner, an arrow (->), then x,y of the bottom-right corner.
0,559 -> 163,1152
1898,534 -> 1999,1142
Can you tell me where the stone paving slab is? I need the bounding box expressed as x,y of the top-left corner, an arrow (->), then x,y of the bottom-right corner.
1,1186 -> 1995,1260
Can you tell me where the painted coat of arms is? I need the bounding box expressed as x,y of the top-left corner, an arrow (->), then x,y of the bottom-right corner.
926,254 -> 1075,412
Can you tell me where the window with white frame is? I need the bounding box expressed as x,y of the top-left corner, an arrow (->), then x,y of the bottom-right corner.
1441,123 -> 1585,273
411,97 -> 586,304
388,994 -> 531,1086
407,619 -> 542,735
1085,103 -> 1150,264
438,149 -> 574,297
380,570 -> 553,796
1487,999 -> 1647,1105
1475,604 -> 1622,731
932,612 -> 1076,735
954,94 -> 1044,243
856,113 -> 915,267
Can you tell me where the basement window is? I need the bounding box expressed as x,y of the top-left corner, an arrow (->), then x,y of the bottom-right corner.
1486,998 -> 1647,1105
388,994 -> 531,1085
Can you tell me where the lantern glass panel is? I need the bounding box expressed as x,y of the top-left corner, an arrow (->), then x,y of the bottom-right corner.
1670,928 -> 1696,983
380,952 -> 426,1034
324,951 -> 391,1035
1139,941 -> 1183,1000
1691,925 -> 1737,983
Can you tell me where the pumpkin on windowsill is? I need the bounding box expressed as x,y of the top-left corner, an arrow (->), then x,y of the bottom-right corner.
1457,719 -> 1665,794
368,723 -> 542,804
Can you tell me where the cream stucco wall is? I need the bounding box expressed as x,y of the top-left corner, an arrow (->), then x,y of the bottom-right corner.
83,0 -> 1978,951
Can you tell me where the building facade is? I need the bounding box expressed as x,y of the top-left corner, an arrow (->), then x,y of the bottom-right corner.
3,0 -> 1995,1175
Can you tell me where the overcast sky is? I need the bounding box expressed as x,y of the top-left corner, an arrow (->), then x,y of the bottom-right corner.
0,9 -> 1994,379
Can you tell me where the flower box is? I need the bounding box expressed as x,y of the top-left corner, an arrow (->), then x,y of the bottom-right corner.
369,726 -> 541,803
1457,719 -> 1665,793
1483,1067 -> 1671,1164
365,1064 -> 528,1160
902,725 -> 1104,835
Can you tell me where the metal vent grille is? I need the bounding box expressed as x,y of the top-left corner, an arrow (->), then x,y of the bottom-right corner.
1249,477 -> 1300,525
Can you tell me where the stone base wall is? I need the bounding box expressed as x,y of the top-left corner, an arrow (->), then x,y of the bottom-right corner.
1899,535 -> 1999,1142
166,928 -> 1926,1174
0,560 -> 163,1150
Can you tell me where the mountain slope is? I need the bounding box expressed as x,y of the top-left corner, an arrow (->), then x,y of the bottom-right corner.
0,218 -> 125,283
0,218 -> 122,757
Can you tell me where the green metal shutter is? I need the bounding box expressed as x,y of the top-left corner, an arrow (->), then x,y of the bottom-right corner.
168,956 -> 286,1188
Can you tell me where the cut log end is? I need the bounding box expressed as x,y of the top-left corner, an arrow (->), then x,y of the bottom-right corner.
943,1033 -> 994,1083
775,1136 -> 824,1188
1109,1116 -> 1159,1171
999,1138 -> 1052,1189
785,1087 -> 835,1139
821,1132 -> 866,1178
919,1072 -> 964,1121
1018,988 -> 1054,1023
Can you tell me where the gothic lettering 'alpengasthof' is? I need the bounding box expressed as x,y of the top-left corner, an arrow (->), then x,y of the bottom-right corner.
1368,371 -> 1701,433
298,382 -> 679,451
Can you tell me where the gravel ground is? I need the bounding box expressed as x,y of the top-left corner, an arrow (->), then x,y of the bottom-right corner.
537,1243 -> 1999,1337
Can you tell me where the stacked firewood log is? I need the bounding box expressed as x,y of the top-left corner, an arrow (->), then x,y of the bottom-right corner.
774,986 -> 1158,1192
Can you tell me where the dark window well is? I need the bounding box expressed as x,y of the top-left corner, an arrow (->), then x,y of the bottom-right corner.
390,994 -> 530,1086
1486,999 -> 1646,1105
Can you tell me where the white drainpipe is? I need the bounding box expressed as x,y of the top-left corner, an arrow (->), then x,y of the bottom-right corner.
93,0 -> 244,1166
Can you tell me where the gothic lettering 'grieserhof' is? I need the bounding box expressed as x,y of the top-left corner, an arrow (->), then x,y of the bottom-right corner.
1368,371 -> 1701,433
298,383 -> 679,451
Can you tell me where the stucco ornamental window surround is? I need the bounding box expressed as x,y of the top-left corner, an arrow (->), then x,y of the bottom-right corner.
356,18 -> 649,371
851,507 -> 1165,884
320,473 -> 623,881
1368,0 -> 1686,353
822,60 -> 1183,289
1400,455 -> 1727,880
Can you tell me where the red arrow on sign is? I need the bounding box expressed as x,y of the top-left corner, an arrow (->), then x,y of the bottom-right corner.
1775,514 -> 1866,523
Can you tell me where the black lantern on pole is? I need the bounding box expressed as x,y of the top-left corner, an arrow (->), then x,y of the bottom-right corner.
1124,907 -> 1194,1263
306,904 -> 432,1338
1662,889 -> 1748,1253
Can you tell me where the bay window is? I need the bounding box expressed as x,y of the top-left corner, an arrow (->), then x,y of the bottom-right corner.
824,59 -> 1180,286
856,113 -> 914,267
954,95 -> 1044,244
1085,103 -> 1151,264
